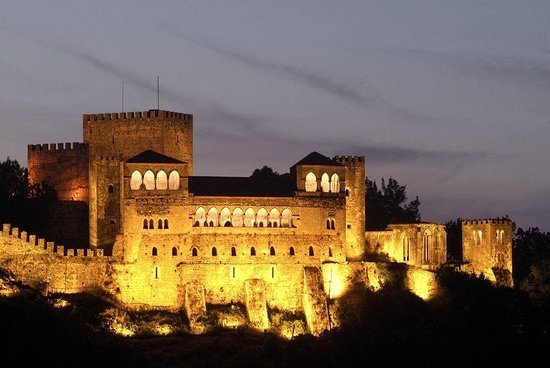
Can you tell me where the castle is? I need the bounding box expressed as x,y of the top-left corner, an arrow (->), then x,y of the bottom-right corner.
0,109 -> 513,335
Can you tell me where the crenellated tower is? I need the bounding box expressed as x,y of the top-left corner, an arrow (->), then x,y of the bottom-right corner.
83,110 -> 193,250
333,155 -> 365,260
462,218 -> 513,285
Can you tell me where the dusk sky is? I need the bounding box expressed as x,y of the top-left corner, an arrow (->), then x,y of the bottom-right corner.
1,1 -> 549,231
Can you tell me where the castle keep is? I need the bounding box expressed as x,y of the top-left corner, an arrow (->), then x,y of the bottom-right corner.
0,109 -> 513,335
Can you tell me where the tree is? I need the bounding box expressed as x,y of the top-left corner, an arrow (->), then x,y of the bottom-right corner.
445,218 -> 463,263
250,165 -> 279,179
0,157 -> 57,235
365,177 -> 420,230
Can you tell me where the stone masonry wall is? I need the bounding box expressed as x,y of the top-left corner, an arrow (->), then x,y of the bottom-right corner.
0,224 -> 111,293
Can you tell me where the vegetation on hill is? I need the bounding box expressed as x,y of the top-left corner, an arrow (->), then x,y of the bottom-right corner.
365,177 -> 421,230
0,157 -> 57,237
1,266 -> 547,367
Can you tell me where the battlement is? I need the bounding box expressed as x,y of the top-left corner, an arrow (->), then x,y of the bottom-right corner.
0,223 -> 104,257
462,218 -> 513,225
28,142 -> 88,152
333,155 -> 365,164
83,110 -> 192,123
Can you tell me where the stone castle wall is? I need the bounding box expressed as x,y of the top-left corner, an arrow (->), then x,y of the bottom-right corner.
334,156 -> 365,260
27,142 -> 89,201
0,224 -> 110,294
84,110 -> 193,249
462,218 -> 513,284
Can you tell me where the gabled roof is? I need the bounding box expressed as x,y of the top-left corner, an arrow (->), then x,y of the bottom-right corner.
126,150 -> 184,164
189,174 -> 295,197
292,151 -> 342,167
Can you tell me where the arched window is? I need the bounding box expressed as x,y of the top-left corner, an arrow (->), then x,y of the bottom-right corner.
220,208 -> 232,227
289,246 -> 295,256
211,247 -> 217,257
330,173 -> 340,193
269,208 -> 280,227
270,246 -> 276,256
231,246 -> 237,256
321,173 -> 330,192
143,170 -> 155,190
195,207 -> 206,227
281,209 -> 292,228
345,189 -> 350,197
152,247 -> 158,256
402,235 -> 410,262
164,219 -> 169,229
331,219 -> 335,230
149,219 -> 154,229
143,219 -> 148,229
250,247 -> 256,256
423,232 -> 430,263
158,219 -> 163,229
108,184 -> 114,193
192,247 -> 198,257
309,246 -> 315,256
233,208 -> 244,227
244,208 -> 255,227
326,219 -> 331,229
328,247 -> 333,257
130,171 -> 142,190
168,170 -> 180,190
305,172 -> 317,192
207,208 -> 219,227
156,170 -> 168,190
257,208 -> 268,228
172,247 -> 177,256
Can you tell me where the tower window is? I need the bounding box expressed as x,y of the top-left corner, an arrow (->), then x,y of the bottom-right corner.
270,246 -> 276,256
250,247 -> 256,256
192,247 -> 198,257
309,246 -> 315,257
164,219 -> 169,229
172,247 -> 177,256
158,219 -> 163,229
289,246 -> 295,256
108,184 -> 114,193
152,247 -> 158,256
212,247 -> 217,257
231,246 -> 237,256
143,219 -> 148,229
149,219 -> 154,229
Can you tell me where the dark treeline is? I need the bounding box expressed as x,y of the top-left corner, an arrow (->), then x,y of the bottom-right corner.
365,177 -> 421,230
0,158 -> 57,237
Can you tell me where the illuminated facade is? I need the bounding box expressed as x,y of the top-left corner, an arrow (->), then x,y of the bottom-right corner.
0,109 -> 511,336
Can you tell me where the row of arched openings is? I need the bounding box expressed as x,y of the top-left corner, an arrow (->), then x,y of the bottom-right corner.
401,231 -> 439,264
131,170 -> 180,190
305,172 -> 340,193
143,218 -> 169,229
194,207 -> 293,228
472,230 -> 483,246
151,246 -> 178,256
151,245 -> 330,257
326,218 -> 336,230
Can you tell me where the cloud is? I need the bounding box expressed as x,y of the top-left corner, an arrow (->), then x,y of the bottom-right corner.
158,23 -> 371,106
359,47 -> 550,87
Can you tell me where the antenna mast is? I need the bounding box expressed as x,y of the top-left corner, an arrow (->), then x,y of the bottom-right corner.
157,76 -> 160,110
